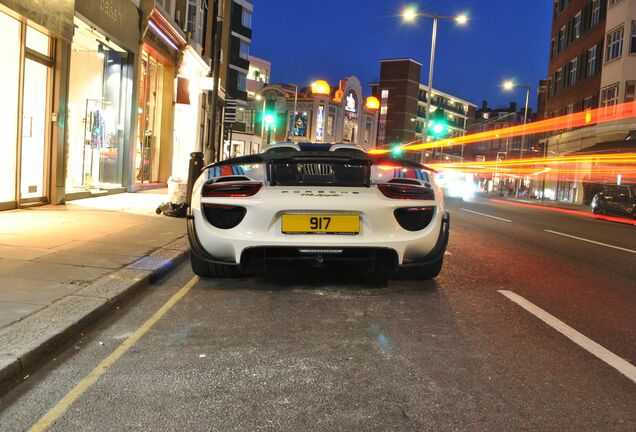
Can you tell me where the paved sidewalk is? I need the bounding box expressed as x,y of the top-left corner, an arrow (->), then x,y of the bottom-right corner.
0,190 -> 189,389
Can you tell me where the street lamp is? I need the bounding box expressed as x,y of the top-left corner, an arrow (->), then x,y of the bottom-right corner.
502,80 -> 531,199
401,6 -> 468,163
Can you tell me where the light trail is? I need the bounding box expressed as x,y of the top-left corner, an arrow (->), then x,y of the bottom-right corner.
370,101 -> 636,155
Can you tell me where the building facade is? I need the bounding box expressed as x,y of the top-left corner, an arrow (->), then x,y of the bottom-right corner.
544,0 -> 607,119
540,0 -> 636,203
370,58 -> 476,161
249,77 -> 379,151
0,0 -> 75,210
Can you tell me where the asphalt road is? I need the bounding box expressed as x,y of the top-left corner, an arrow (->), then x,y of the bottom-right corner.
0,196 -> 634,431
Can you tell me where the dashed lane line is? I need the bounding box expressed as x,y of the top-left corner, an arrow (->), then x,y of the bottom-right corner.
544,229 -> 636,254
499,290 -> 636,385
459,208 -> 512,223
28,276 -> 200,432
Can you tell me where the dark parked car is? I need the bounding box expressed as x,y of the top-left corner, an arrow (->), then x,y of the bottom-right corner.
591,184 -> 636,218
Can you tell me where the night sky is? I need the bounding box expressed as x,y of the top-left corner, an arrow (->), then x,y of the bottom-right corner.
250,0 -> 552,111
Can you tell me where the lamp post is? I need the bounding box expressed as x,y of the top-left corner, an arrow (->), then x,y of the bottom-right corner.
502,80 -> 531,199
402,7 -> 468,163
495,151 -> 507,196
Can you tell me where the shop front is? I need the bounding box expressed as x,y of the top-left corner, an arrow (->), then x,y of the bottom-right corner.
135,8 -> 185,188
65,0 -> 140,199
0,1 -> 74,210
172,46 -> 210,179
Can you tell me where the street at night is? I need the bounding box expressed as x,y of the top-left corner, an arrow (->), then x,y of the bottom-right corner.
1,197 -> 634,431
2,0 -> 636,430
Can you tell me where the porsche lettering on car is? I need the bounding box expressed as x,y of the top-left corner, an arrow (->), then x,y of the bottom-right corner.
187,143 -> 449,279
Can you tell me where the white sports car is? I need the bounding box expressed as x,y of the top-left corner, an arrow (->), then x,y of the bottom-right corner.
187,143 -> 449,279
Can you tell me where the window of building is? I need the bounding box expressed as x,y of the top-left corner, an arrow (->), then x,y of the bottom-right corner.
583,96 -> 594,110
558,25 -> 566,52
550,38 -> 557,59
600,83 -> 620,107
553,0 -> 559,18
237,73 -> 247,92
555,68 -> 563,93
587,46 -> 597,76
625,81 -> 636,102
606,26 -> 624,62
573,12 -> 582,40
186,0 -> 204,47
327,115 -> 334,136
591,0 -> 600,27
569,58 -> 578,85
381,89 -> 389,99
631,21 -> 636,53
242,9 -> 252,29
156,0 -> 175,16
380,106 -> 387,115
239,41 -> 249,60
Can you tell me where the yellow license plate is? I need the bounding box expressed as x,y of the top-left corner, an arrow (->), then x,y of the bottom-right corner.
281,214 -> 360,235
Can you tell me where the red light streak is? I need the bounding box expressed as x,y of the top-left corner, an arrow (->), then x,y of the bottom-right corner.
489,198 -> 636,226
370,101 -> 636,154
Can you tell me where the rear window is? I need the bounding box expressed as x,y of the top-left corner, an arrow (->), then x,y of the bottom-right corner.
371,165 -> 430,183
269,160 -> 370,187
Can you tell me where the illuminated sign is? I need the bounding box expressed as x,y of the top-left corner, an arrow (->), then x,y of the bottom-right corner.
345,90 -> 358,119
316,104 -> 325,141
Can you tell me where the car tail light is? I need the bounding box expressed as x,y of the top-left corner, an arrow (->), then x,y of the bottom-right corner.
378,183 -> 434,200
394,207 -> 435,231
202,204 -> 247,229
202,182 -> 262,198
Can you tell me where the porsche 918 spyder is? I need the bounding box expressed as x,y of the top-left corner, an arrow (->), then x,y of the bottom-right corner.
187,143 -> 449,279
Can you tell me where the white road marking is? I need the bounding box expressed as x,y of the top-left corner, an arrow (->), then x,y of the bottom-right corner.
499,290 -> 636,384
459,208 -> 512,223
544,230 -> 636,254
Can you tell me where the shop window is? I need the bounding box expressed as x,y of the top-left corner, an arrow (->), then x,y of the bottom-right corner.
66,18 -> 130,193
605,26 -> 624,62
26,26 -> 50,57
290,112 -> 309,137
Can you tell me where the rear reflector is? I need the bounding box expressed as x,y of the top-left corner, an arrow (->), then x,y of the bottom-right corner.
202,182 -> 262,197
378,183 -> 434,200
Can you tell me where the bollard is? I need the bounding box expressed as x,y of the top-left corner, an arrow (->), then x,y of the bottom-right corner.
186,152 -> 205,205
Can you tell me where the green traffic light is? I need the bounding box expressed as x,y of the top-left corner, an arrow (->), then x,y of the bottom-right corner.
391,145 -> 404,156
431,122 -> 447,136
264,113 -> 275,130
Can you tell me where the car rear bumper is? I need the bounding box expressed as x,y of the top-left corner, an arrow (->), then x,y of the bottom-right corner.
187,211 -> 450,269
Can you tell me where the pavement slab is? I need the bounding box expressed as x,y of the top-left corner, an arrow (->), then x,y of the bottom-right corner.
35,250 -> 140,269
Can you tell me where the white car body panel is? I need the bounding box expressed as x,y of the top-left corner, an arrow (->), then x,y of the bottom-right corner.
190,149 -> 447,267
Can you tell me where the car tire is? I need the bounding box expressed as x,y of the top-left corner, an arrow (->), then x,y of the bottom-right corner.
191,253 -> 239,278
397,257 -> 443,281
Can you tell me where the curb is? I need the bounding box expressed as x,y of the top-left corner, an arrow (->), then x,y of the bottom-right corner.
0,236 -> 190,393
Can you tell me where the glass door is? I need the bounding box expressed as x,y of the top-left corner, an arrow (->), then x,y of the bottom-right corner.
0,10 -> 21,207
20,58 -> 51,201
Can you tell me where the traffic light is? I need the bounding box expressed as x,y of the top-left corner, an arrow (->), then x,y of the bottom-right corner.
428,108 -> 449,138
391,144 -> 404,156
264,99 -> 277,131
